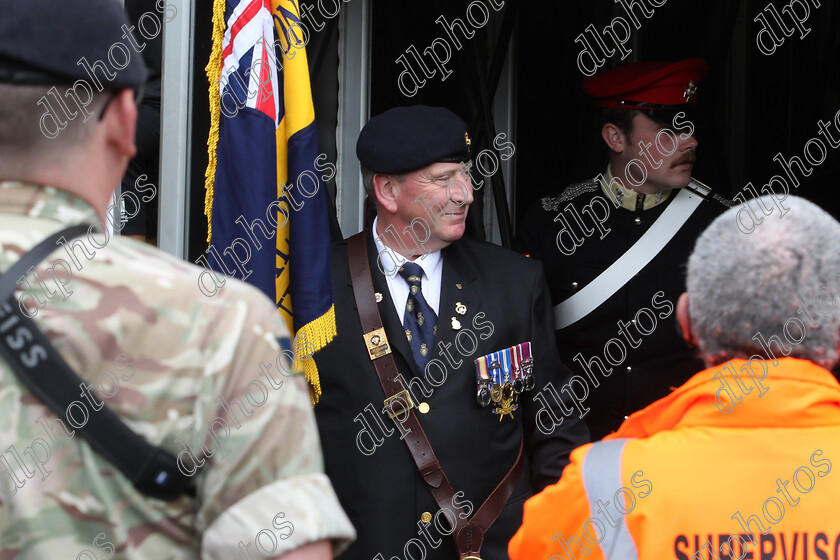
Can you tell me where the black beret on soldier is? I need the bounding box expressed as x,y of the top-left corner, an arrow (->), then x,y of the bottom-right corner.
0,0 -> 148,89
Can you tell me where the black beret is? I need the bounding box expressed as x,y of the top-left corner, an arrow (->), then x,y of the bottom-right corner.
357,105 -> 472,174
0,0 -> 148,89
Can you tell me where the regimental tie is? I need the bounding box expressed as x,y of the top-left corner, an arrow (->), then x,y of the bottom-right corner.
398,262 -> 437,371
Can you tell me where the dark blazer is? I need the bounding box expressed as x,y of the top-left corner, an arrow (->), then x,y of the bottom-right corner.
314,231 -> 589,560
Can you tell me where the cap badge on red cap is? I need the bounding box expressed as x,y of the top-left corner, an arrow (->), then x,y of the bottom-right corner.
684,81 -> 698,102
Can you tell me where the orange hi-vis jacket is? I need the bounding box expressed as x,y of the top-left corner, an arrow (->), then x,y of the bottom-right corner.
509,357 -> 840,560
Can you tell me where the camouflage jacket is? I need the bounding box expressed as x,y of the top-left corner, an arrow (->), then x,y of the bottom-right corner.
0,182 -> 355,559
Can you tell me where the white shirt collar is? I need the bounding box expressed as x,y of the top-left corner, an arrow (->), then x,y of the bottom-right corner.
371,216 -> 443,319
371,216 -> 442,278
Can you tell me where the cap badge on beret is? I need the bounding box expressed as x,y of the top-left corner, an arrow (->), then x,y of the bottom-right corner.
684,81 -> 698,102
465,132 -> 472,150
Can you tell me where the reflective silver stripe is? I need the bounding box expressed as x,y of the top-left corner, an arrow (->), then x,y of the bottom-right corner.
581,439 -> 639,560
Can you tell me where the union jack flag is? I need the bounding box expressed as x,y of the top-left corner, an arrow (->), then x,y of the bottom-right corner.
219,0 -> 280,121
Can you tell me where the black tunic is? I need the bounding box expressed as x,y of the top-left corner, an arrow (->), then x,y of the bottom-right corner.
516,178 -> 729,440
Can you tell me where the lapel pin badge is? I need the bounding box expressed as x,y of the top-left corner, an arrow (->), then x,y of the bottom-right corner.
375,292 -> 383,303
455,283 -> 463,290
455,302 -> 467,315
451,317 -> 462,330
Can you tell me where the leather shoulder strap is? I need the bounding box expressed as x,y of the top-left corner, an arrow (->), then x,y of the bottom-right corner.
348,233 -> 459,506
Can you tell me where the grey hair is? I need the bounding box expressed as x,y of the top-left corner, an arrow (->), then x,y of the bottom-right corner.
360,163 -> 375,197
687,195 -> 840,369
359,164 -> 406,200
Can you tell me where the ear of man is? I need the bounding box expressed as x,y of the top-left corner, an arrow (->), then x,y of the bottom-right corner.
601,122 -> 629,154
372,172 -> 401,214
101,89 -> 139,160
676,292 -> 698,348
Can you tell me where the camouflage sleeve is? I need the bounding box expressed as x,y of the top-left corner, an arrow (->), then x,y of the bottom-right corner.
183,285 -> 355,558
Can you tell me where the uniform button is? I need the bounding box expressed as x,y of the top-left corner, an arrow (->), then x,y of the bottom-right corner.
634,217 -> 642,225
631,319 -> 636,324
626,366 -> 632,373
418,402 -> 430,414
571,282 -> 579,289
421,512 -> 433,523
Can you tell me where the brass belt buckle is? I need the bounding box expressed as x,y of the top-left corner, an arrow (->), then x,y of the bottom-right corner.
383,389 -> 414,418
364,327 -> 391,359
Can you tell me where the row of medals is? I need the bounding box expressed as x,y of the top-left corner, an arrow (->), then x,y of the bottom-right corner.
436,299 -> 537,420
477,361 -> 535,420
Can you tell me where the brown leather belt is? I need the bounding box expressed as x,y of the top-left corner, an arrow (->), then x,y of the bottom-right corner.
348,232 -> 525,559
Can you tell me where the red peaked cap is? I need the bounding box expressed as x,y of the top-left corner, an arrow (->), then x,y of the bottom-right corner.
582,58 -> 710,109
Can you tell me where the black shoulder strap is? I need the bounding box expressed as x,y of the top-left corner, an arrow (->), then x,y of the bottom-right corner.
0,225 -> 91,304
0,225 -> 195,501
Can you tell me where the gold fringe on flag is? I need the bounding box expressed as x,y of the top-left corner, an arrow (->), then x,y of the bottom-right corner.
295,304 -> 336,404
203,0 -> 227,243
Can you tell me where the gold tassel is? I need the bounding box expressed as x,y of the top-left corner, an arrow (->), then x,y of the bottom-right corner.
295,304 -> 337,405
203,0 -> 227,243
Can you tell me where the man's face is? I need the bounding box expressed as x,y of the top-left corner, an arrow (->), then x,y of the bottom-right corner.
619,112 -> 699,193
388,161 -> 475,255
